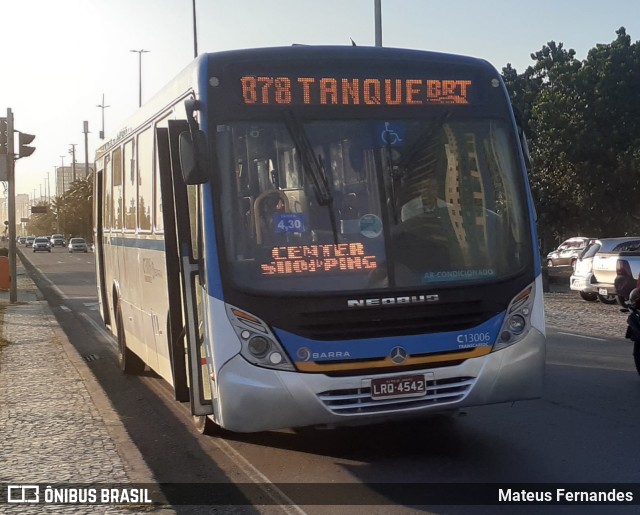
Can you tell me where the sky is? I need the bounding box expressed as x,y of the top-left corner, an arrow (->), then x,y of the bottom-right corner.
2,0 -> 640,199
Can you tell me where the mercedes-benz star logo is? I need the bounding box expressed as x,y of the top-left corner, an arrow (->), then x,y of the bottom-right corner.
390,346 -> 408,364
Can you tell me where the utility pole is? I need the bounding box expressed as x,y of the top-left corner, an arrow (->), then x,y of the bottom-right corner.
97,94 -> 109,139
69,143 -> 77,183
3,108 -> 36,303
6,109 -> 16,303
52,166 -> 57,198
130,49 -> 150,107
83,121 -> 90,181
60,156 -> 66,195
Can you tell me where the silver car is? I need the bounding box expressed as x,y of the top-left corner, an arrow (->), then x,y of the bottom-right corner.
68,237 -> 88,253
546,237 -> 593,269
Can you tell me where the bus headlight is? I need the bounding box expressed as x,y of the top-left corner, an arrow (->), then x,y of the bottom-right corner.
248,336 -> 270,358
494,283 -> 535,351
225,305 -> 295,371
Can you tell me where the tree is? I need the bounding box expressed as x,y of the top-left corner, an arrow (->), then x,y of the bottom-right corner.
503,28 -> 640,249
26,202 -> 56,236
54,177 -> 93,240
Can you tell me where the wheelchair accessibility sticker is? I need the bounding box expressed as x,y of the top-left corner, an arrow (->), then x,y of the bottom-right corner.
377,122 -> 406,146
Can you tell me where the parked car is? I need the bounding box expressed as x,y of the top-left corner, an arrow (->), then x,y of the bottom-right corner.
569,240 -> 617,303
68,237 -> 88,253
25,236 -> 35,247
32,236 -> 51,253
50,233 -> 65,246
546,237 -> 594,269
591,237 -> 640,305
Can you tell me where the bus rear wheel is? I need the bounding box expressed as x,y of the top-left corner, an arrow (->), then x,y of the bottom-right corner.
193,415 -> 219,436
116,307 -> 145,375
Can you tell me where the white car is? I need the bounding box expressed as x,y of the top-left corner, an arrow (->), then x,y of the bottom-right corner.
569,240 -> 615,303
50,233 -> 65,246
572,237 -> 640,304
592,237 -> 640,305
32,237 -> 51,253
68,238 -> 88,253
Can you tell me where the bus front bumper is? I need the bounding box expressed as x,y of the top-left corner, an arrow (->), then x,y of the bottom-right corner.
215,328 -> 545,433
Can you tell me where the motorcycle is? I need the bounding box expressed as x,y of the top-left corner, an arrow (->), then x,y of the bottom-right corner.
622,287 -> 640,375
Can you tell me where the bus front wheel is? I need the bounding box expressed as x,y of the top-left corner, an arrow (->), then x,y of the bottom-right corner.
193,415 -> 219,436
116,307 -> 145,375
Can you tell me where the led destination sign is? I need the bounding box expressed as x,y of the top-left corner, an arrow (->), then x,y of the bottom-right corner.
260,243 -> 378,276
241,76 -> 474,107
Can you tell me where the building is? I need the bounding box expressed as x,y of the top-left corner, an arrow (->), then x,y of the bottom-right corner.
0,193 -> 32,236
56,163 -> 94,197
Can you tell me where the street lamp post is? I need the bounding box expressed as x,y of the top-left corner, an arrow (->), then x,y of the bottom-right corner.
192,0 -> 198,58
130,49 -> 150,107
374,0 -> 382,47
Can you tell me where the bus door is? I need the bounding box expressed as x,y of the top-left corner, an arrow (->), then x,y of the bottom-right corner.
156,126 -> 188,402
93,161 -> 111,328
164,119 -> 213,417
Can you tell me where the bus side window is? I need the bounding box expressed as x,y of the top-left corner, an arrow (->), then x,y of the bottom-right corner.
104,154 -> 112,230
124,139 -> 136,231
112,147 -> 123,230
137,127 -> 153,231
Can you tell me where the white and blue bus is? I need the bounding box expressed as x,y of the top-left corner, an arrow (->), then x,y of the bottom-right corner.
94,46 -> 545,434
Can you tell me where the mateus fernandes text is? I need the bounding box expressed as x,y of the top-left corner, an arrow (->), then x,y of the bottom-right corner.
499,488 -> 634,503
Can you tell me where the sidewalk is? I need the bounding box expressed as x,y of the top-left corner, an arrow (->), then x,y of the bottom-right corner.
0,260 -> 171,513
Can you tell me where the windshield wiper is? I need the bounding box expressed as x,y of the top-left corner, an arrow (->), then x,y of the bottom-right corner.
283,111 -> 339,243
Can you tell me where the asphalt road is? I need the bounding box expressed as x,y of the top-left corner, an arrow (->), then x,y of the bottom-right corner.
18,247 -> 640,514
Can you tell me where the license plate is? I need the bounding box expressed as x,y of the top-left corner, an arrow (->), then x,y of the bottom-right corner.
599,288 -> 608,296
371,374 -> 427,400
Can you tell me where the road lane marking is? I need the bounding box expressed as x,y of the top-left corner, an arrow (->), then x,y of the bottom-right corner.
556,332 -> 607,341
36,268 -> 68,299
146,379 -> 308,514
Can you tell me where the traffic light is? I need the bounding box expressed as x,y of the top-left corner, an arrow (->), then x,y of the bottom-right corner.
0,118 -> 7,155
18,132 -> 35,158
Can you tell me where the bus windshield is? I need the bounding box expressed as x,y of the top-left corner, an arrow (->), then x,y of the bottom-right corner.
216,115 -> 532,293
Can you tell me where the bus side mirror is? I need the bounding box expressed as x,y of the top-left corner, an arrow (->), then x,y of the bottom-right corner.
179,130 -> 209,185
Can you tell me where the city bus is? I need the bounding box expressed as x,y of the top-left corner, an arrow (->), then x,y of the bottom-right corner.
94,46 -> 545,434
